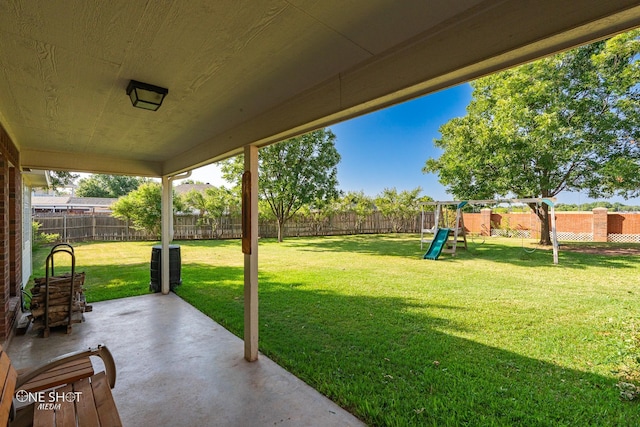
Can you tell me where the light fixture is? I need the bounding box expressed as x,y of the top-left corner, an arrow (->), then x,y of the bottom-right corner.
126,80 -> 168,111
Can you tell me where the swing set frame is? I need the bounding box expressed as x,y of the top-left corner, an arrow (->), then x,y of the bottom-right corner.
420,198 -> 559,264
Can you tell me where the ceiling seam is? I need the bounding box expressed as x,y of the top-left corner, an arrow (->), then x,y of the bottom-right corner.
283,0 -> 375,56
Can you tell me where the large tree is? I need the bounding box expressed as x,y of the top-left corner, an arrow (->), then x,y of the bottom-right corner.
221,128 -> 341,242
76,174 -> 147,198
424,30 -> 640,244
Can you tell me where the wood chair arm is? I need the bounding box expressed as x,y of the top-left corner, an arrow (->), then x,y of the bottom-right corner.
16,344 -> 116,390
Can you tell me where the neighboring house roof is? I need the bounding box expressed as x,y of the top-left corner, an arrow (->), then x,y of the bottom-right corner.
32,196 -> 117,211
68,197 -> 118,206
174,183 -> 214,196
33,196 -> 71,205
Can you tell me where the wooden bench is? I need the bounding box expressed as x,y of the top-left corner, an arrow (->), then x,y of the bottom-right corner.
0,344 -> 121,427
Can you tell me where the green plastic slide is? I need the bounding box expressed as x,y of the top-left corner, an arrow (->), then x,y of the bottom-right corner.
423,228 -> 450,260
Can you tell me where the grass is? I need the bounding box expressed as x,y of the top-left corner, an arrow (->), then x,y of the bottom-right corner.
31,235 -> 640,426
32,241 -> 154,302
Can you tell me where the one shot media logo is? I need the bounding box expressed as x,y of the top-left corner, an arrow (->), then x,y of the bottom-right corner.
15,389 -> 82,410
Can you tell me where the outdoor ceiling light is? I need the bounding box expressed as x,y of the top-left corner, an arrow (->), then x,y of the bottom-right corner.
126,80 -> 168,111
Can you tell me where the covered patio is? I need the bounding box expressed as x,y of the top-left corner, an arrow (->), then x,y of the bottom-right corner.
7,293 -> 364,426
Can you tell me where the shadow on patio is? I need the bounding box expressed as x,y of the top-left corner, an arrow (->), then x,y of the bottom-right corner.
7,293 -> 364,427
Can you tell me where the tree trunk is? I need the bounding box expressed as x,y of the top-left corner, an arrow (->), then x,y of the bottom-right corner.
277,218 -> 284,242
531,203 -> 552,245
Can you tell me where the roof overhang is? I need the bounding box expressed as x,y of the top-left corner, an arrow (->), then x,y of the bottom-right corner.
21,169 -> 50,188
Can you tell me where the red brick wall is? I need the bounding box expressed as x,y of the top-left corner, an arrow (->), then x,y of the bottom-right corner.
487,212 -> 538,231
9,168 -> 21,297
0,155 -> 10,340
462,213 -> 482,232
0,123 -> 21,343
465,209 -> 640,237
553,212 -> 592,233
608,213 -> 640,234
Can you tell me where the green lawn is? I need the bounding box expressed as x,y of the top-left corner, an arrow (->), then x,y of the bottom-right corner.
31,236 -> 640,426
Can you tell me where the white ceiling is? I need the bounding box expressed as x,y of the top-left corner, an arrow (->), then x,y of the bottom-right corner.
1,0 -> 639,177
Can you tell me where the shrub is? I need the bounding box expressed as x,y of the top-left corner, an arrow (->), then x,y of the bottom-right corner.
32,221 -> 60,248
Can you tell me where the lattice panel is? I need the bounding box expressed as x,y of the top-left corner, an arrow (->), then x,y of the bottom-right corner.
491,229 -> 530,238
608,234 -> 640,243
556,232 -> 593,242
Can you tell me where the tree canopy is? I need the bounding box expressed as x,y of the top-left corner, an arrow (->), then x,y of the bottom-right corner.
111,182 -> 183,237
48,171 -> 79,192
424,30 -> 640,243
76,174 -> 147,198
338,191 -> 375,233
221,128 -> 341,242
182,186 -> 239,238
375,187 -> 430,232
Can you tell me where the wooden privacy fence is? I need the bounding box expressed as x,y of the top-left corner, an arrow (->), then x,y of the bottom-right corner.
34,209 -> 640,243
33,212 -> 427,243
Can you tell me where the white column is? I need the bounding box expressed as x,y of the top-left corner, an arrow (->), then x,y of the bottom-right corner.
161,175 -> 172,295
550,204 -> 559,265
243,145 -> 259,361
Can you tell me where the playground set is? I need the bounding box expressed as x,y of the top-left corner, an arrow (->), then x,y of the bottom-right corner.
420,198 -> 559,264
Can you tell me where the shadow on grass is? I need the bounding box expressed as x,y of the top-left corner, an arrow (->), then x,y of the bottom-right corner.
176,267 -> 638,426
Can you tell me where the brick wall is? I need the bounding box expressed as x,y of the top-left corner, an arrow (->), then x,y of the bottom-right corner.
0,123 -> 21,343
608,213 -> 640,234
465,208 -> 640,241
9,168 -> 21,297
489,212 -> 538,231
462,211 -> 482,233
0,155 -> 10,340
553,212 -> 592,233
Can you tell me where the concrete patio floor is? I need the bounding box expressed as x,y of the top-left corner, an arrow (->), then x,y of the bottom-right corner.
7,293 -> 365,427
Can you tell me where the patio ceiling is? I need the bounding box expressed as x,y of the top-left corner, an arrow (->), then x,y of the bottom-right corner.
1,1 -> 639,178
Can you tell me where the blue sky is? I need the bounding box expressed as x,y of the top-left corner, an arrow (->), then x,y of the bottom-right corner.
329,84 -> 471,201
187,83 -> 639,206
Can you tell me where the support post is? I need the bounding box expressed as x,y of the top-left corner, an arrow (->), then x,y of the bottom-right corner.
243,145 -> 259,361
550,204 -> 559,265
161,175 -> 172,295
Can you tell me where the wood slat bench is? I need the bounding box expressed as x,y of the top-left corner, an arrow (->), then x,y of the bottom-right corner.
18,358 -> 94,393
1,344 -> 121,427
